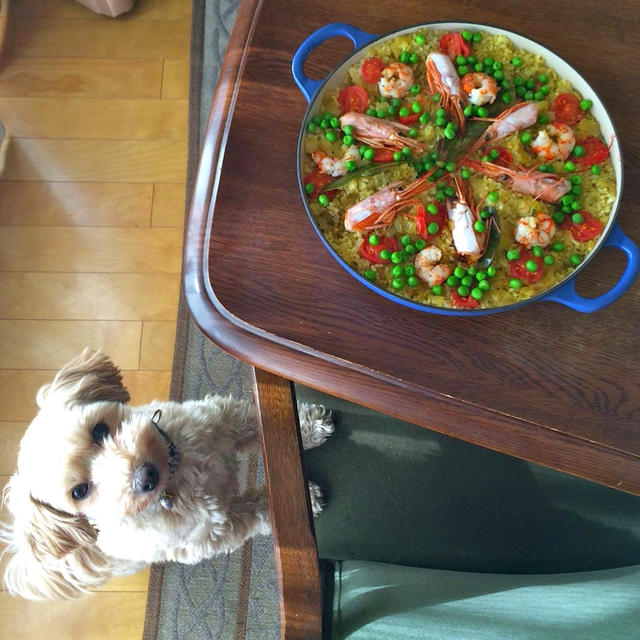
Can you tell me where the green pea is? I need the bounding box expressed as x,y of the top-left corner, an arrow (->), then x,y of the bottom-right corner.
474,62 -> 483,72
435,116 -> 447,127
398,107 -> 410,118
431,285 -> 443,296
379,249 -> 391,260
411,101 -> 422,114
473,220 -> 487,232
524,90 -> 534,101
516,85 -> 527,97
342,134 -> 354,145
472,32 -> 482,42
407,276 -> 419,287
391,265 -> 404,277
392,98 -> 402,107
511,56 -> 523,67
477,106 -> 489,117
392,277 -> 405,290
363,147 -> 375,160
345,160 -> 357,172
410,84 -> 421,95
424,203 -> 436,215
571,200 -> 581,211
551,242 -> 564,252
402,147 -> 412,157
446,275 -> 459,287
533,91 -> 544,101
427,222 -> 439,235
457,65 -> 469,76
475,270 -> 486,281
444,186 -> 455,197
415,33 -> 426,45
432,92 -> 441,102
393,151 -> 403,162
409,53 -> 419,65
509,278 -> 522,289
487,266 -> 497,277
501,92 -> 512,104
461,30 -> 473,41
525,260 -> 539,272
443,127 -> 456,140
571,175 -> 582,185
521,132 -> 532,144
408,127 -> 418,138
461,275 -> 474,287
376,109 -> 386,119
489,148 -> 500,160
457,285 -> 470,297
405,244 -> 417,256
561,194 -> 574,206
553,212 -> 565,224
445,161 -> 457,173
307,122 -> 316,133
470,288 -> 483,301
570,253 -> 583,266
320,118 -> 329,129
579,99 -> 593,111
364,269 -> 376,281
543,255 -> 555,265
318,194 -> 329,207
330,116 -> 340,128
463,105 -> 474,117
571,212 -> 584,224
419,112 -> 430,124
591,165 -> 601,175
325,131 -> 337,142
531,246 -> 543,258
312,114 -> 322,125
571,185 -> 582,196
304,182 -> 314,194
482,155 -> 491,162
368,233 -> 380,246
572,145 -> 585,157
538,114 -> 549,124
564,160 -> 577,172
478,279 -> 491,292
454,266 -> 467,279
487,191 -> 499,203
405,265 -> 416,277
506,248 -> 520,261
461,168 -> 471,179
415,238 -> 427,251
399,50 -> 409,63
390,251 -> 404,264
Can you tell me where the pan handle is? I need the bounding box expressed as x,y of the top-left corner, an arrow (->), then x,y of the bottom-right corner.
292,23 -> 377,103
542,224 -> 640,313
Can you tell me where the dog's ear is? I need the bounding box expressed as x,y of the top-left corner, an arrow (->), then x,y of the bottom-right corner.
36,348 -> 130,409
1,475 -> 112,600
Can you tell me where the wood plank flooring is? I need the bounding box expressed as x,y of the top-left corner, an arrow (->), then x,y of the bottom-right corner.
0,0 -> 190,637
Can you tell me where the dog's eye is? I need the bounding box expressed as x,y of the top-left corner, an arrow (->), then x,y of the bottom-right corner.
92,422 -> 110,443
71,483 -> 90,501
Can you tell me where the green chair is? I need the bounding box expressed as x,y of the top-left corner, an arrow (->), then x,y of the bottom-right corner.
252,372 -> 640,640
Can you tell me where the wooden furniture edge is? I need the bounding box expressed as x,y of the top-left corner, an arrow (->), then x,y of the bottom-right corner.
181,0 -> 640,496
252,368 -> 323,640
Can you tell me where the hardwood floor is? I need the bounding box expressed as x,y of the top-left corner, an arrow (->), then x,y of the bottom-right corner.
0,0 -> 191,637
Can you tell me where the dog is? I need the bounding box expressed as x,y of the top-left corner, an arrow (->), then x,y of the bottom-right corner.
0,349 -> 333,600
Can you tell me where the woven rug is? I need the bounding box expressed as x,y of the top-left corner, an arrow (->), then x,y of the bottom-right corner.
142,1 -> 280,637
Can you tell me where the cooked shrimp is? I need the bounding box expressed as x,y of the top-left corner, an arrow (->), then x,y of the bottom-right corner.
425,52 -> 465,134
445,174 -> 492,265
378,62 -> 414,99
530,122 -> 575,161
463,158 -> 571,204
339,112 -> 425,153
311,145 -> 361,177
466,101 -> 538,155
344,172 -> 434,231
514,212 -> 556,248
460,72 -> 498,106
414,246 -> 452,286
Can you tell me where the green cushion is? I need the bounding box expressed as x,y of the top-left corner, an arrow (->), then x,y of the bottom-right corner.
297,386 -> 640,573
331,560 -> 640,640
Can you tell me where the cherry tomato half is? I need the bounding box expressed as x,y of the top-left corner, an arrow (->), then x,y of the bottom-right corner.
451,290 -> 480,309
358,235 -> 399,264
575,137 -> 609,167
487,146 -> 512,167
397,111 -> 421,125
439,33 -> 470,61
552,93 -> 584,126
361,57 -> 385,84
338,85 -> 368,116
561,210 -> 603,242
508,248 -> 544,284
415,204 -> 447,240
372,148 -> 396,163
303,169 -> 337,199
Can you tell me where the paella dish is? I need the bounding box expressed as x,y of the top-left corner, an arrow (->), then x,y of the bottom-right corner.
301,27 -> 615,310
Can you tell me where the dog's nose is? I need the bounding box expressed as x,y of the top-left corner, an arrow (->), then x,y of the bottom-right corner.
133,463 -> 159,493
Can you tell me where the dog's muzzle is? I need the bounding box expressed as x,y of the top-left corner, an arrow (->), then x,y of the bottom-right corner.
150,409 -> 180,510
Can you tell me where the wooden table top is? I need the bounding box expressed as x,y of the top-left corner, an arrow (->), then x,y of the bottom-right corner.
185,0 -> 640,495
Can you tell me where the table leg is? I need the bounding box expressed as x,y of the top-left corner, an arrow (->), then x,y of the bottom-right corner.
251,368 -> 323,640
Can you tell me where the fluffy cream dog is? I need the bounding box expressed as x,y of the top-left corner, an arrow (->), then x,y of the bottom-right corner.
1,350 -> 333,600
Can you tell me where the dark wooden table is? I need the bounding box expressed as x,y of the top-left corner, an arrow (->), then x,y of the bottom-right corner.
185,1 -> 639,635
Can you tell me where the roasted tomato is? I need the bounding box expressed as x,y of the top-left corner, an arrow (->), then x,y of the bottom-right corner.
451,290 -> 480,308
509,248 -> 545,284
575,137 -> 609,167
361,57 -> 385,84
561,211 -> 603,242
439,33 -> 470,61
552,93 -> 584,126
415,204 -> 447,240
303,169 -> 336,199
337,85 -> 368,115
358,235 -> 399,264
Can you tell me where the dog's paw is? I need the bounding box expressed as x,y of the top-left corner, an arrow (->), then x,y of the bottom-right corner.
308,481 -> 325,517
298,403 -> 334,450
